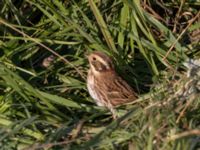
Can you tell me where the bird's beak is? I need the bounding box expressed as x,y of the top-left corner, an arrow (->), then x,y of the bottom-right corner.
84,51 -> 90,59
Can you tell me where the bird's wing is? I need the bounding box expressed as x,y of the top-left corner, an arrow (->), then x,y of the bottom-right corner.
106,76 -> 137,106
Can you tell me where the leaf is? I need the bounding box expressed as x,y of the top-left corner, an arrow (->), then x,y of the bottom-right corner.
88,0 -> 117,53
37,90 -> 82,108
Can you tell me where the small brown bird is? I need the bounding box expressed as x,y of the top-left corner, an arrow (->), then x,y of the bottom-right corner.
87,51 -> 137,118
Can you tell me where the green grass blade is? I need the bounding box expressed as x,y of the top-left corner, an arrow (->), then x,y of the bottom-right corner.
89,0 -> 117,53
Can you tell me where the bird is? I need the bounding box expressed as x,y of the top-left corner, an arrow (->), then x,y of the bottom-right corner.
87,51 -> 137,118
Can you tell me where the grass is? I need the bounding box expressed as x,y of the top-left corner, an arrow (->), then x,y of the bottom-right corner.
0,0 -> 200,149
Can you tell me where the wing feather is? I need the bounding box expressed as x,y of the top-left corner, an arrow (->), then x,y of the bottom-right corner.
105,76 -> 137,106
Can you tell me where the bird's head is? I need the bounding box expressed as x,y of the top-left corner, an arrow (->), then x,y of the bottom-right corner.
87,51 -> 114,74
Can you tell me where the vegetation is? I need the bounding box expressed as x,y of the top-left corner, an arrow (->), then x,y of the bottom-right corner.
0,0 -> 199,149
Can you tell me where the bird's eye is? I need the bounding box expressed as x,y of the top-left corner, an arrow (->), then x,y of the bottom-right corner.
92,57 -> 96,61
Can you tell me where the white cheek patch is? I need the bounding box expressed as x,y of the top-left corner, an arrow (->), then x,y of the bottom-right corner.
91,60 -> 106,72
98,67 -> 102,71
91,65 -> 101,75
97,57 -> 109,68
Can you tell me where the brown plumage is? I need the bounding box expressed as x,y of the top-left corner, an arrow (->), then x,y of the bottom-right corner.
87,51 -> 137,118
